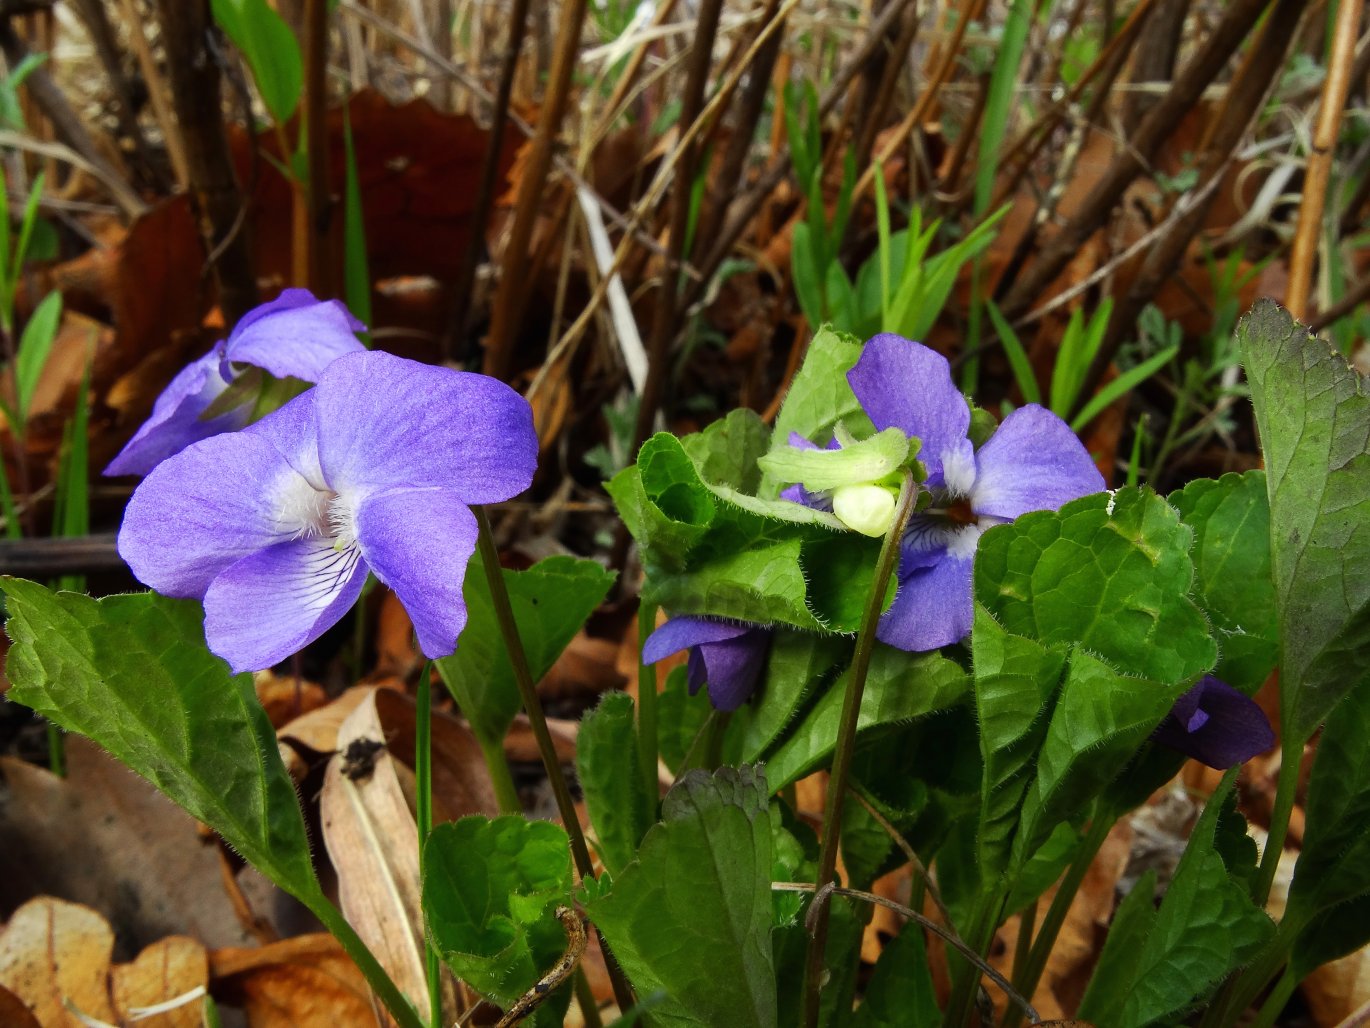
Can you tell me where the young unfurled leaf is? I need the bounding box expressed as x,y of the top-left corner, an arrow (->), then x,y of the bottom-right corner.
585,766 -> 777,1028
1169,471 -> 1277,693
1239,300 -> 1370,739
578,692 -> 653,876
974,487 -> 1215,687
423,816 -> 574,1025
3,581 -> 321,906
436,553 -> 614,747
211,0 -> 303,124
1077,784 -> 1273,1027
767,327 -> 867,489
756,427 -> 913,492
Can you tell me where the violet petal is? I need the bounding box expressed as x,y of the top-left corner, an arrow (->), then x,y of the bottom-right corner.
203,538 -> 369,673
354,488 -> 478,658
1153,675 -> 1275,770
315,351 -> 537,502
877,549 -> 975,651
642,616 -> 755,664
971,405 -> 1103,520
221,288 -> 365,382
103,349 -> 243,477
846,334 -> 970,482
244,388 -> 326,488
698,630 -> 770,711
117,432 -> 314,599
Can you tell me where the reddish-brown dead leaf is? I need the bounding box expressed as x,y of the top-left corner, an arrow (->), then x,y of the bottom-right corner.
210,934 -> 377,1028
0,983 -> 41,1028
255,671 -> 330,729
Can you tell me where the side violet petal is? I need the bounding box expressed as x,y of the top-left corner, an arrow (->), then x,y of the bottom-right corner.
315,351 -> 537,502
104,348 -> 243,477
352,487 -> 479,659
847,334 -> 970,481
876,550 -> 975,652
1153,675 -> 1276,770
642,616 -> 756,665
244,387 -> 325,489
203,538 -> 369,673
970,404 -> 1104,521
117,432 -> 317,599
222,288 -> 366,383
699,630 -> 770,711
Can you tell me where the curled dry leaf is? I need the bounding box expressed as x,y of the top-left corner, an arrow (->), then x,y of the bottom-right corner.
211,934 -> 377,1028
320,687 -> 497,1025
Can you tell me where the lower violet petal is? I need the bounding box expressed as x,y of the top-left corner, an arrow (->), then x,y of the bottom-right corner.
970,405 -> 1104,520
203,538 -> 369,673
117,432 -> 318,599
876,550 -> 975,652
699,630 -> 769,711
1153,675 -> 1275,770
353,487 -> 479,659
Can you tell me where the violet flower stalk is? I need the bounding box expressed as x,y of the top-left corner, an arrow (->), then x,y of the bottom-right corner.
1153,675 -> 1275,769
105,289 -> 365,477
642,616 -> 771,711
117,350 -> 537,673
783,334 -> 1103,651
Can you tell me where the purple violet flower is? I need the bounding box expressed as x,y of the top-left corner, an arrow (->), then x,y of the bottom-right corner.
1153,675 -> 1275,769
642,616 -> 771,711
104,289 -> 366,477
794,334 -> 1104,651
117,350 -> 537,673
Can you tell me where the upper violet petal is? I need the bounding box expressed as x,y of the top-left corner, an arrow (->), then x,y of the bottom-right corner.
847,334 -> 970,482
642,616 -> 754,664
699,629 -> 770,711
221,288 -> 366,382
353,488 -> 479,659
1153,675 -> 1275,770
117,432 -> 319,599
970,404 -> 1104,520
203,538 -> 369,673
244,387 -> 326,489
103,349 -> 244,477
314,352 -> 537,502
877,549 -> 975,651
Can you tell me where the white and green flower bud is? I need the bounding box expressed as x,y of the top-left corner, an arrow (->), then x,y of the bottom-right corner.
832,483 -> 898,537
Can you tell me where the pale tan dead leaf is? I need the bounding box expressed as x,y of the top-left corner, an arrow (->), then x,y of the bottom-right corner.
0,737 -> 259,949
319,688 -> 472,1025
109,935 -> 208,1028
0,897 -> 117,1027
211,934 -> 377,1028
278,683 -> 380,755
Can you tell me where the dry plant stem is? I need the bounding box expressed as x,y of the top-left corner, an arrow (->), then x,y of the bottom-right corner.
152,0 -> 258,325
1122,0 -> 1190,133
494,907 -> 588,1028
1073,0 -> 1304,416
630,0 -> 726,452
800,471 -> 916,1028
0,19 -> 145,218
445,0 -> 530,358
775,882 -> 1039,1025
849,787 -> 954,930
1285,0 -> 1363,321
472,505 -> 639,1017
687,0 -> 917,308
1311,268 -> 1370,332
484,0 -> 589,382
299,0 -> 331,296
69,0 -> 163,186
997,0 -> 1271,321
853,1 -> 922,172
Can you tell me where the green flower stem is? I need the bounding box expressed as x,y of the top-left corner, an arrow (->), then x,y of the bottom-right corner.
414,661 -> 442,1028
944,893 -> 1006,1028
1253,730 -> 1303,905
477,732 -> 523,815
573,968 -> 605,1028
472,505 -> 639,1016
1249,965 -> 1297,1028
998,813 -> 1114,1028
637,599 -> 661,817
800,469 -> 916,1028
309,892 -> 426,1028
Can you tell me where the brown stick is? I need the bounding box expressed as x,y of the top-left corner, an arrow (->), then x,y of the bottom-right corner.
1121,0 -> 1190,133
1074,0 -> 1306,416
629,0 -> 727,451
996,0 -> 1272,321
483,0 -> 589,382
1285,0 -> 1364,321
0,18 -> 145,218
298,0 -> 331,296
152,0 -> 258,325
445,0 -> 531,358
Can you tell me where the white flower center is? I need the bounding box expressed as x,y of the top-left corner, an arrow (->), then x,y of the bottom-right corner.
275,472 -> 358,550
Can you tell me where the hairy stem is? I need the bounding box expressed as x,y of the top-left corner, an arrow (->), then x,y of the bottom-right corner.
801,470 -> 917,1028
310,893 -> 426,1028
477,732 -> 523,816
637,600 -> 661,818
414,661 -> 442,1028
